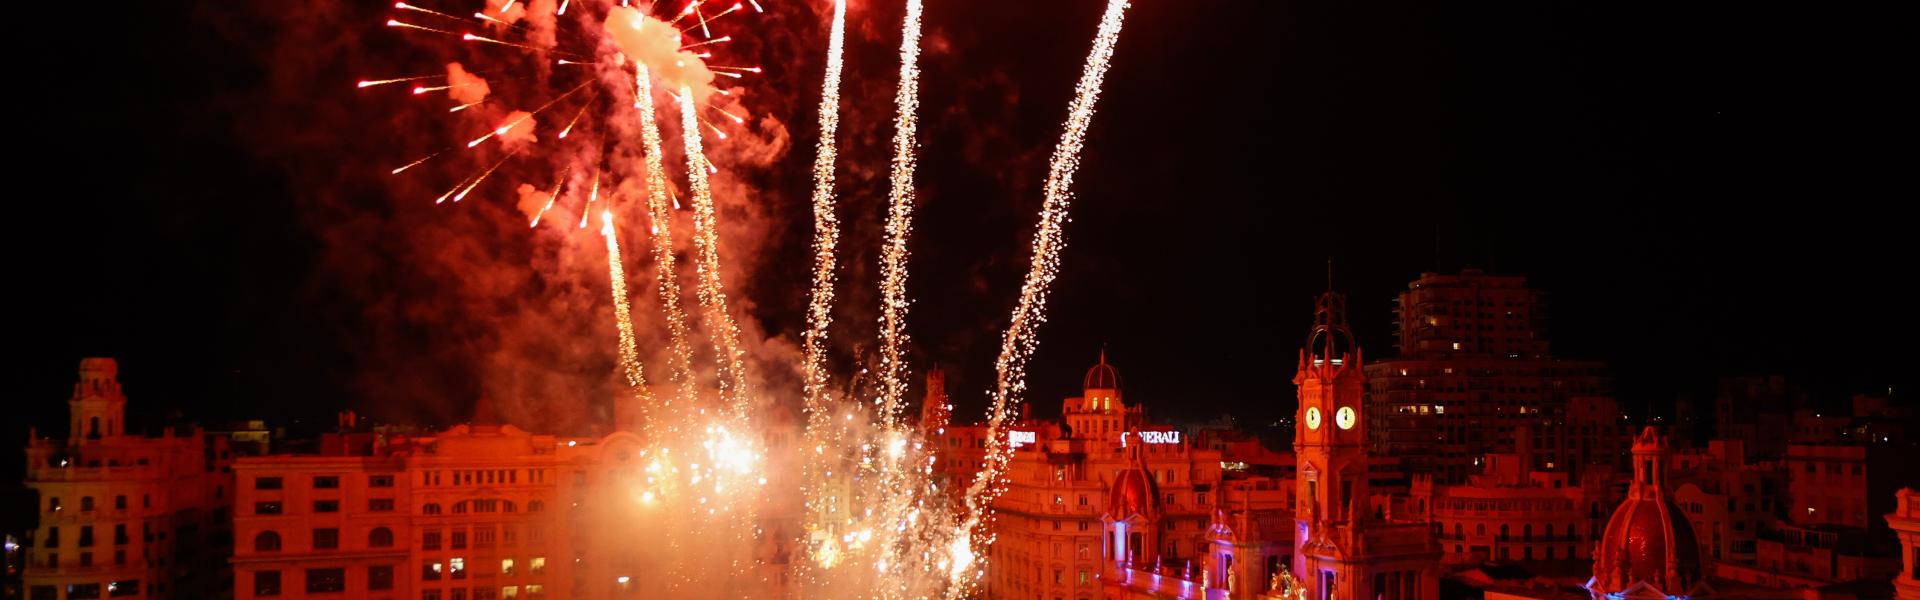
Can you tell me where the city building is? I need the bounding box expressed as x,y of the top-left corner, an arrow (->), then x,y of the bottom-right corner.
962,352 -> 1227,600
232,423 -> 598,600
1410,442 -> 1614,566
1364,270 -> 1618,484
1291,288 -> 1440,600
21,358 -> 236,600
1668,439 -> 1784,566
1887,488 -> 1919,600
1585,427 -> 1710,599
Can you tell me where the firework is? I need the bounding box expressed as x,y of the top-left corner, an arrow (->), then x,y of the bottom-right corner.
632,65 -> 696,404
799,0 -> 849,477
603,208 -> 651,395
874,0 -> 926,427
677,86 -> 750,414
950,0 -> 1133,594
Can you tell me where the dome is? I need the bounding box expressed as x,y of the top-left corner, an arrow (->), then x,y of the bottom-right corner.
1106,466 -> 1159,520
1084,350 -> 1121,391
1590,427 -> 1705,597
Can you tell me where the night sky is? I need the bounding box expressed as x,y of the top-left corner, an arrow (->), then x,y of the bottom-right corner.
7,0 -> 1906,491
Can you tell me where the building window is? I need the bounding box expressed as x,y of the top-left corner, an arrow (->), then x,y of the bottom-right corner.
314,500 -> 340,513
371,498 -> 396,512
255,571 -> 283,596
424,503 -> 442,515
424,530 -> 442,550
306,568 -> 346,593
369,565 -> 395,591
255,501 -> 283,515
423,562 -> 443,581
501,558 -> 515,576
528,500 -> 544,513
107,579 -> 139,599
370,475 -> 395,488
256,531 -> 283,552
423,591 -> 442,600
114,524 -> 128,545
115,495 -> 127,510
257,477 -> 284,490
82,497 -> 95,512
452,530 -> 468,549
79,526 -> 95,547
314,528 -> 340,550
47,497 -> 59,512
314,476 -> 341,489
371,527 -> 395,548
530,557 -> 545,574
450,557 -> 467,579
68,583 -> 102,599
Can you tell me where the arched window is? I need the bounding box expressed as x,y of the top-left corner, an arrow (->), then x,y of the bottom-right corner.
452,501 -> 468,514
1476,524 -> 1486,536
1500,524 -> 1510,541
1455,523 -> 1463,539
1523,524 -> 1532,542
255,531 -> 282,552
369,527 -> 394,548
503,501 -> 517,513
528,500 -> 544,513
423,503 -> 442,515
1566,523 -> 1578,541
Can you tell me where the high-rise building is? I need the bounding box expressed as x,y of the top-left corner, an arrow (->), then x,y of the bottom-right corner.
1365,270 -> 1617,484
1292,289 -> 1440,600
21,358 -> 236,600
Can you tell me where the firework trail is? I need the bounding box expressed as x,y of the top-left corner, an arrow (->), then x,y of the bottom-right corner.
633,65 -> 696,406
874,0 -> 925,425
950,0 -> 1132,594
677,86 -> 750,414
798,0 -> 848,550
602,208 -> 652,396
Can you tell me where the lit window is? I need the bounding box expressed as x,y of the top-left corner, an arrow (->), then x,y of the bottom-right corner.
501,558 -> 515,576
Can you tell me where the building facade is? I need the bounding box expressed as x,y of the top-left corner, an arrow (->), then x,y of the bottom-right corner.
1364,270 -> 1618,484
21,358 -> 236,600
1888,488 -> 1920,600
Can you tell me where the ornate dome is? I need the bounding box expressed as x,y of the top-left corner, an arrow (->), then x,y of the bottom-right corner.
1106,465 -> 1159,520
1084,349 -> 1121,391
1590,427 -> 1706,598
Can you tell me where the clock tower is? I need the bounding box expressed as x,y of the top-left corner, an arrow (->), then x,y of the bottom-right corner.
1288,286 -> 1440,600
1294,287 -> 1368,558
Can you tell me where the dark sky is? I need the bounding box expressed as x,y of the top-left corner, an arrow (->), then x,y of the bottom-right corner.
7,0 -> 1906,483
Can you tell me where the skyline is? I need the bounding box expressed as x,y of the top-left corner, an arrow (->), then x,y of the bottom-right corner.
9,0 -> 1906,438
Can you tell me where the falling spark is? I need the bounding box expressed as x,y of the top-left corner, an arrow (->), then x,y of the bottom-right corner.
498,0 -> 519,13
357,74 -> 442,88
390,148 -> 448,175
677,86 -> 749,413
387,20 -> 454,35
875,0 -> 925,424
632,65 -> 695,402
747,0 -> 763,13
953,1 -> 1132,595
682,3 -> 741,36
558,92 -> 598,138
473,11 -> 509,25
393,2 -> 460,20
449,101 -> 482,112
529,168 -> 568,227
579,174 -> 600,229
678,35 -> 730,51
709,104 -> 746,124
451,150 -> 518,203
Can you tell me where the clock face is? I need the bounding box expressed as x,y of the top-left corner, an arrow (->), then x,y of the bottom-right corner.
1304,407 -> 1322,430
1336,406 -> 1357,430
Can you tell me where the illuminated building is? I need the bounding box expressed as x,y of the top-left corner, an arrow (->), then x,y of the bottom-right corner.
1888,488 -> 1920,600
1292,288 -> 1441,600
21,358 -> 236,600
1364,270 -> 1617,484
234,424 -> 609,600
934,352 -> 1230,600
1668,439 -> 1782,566
1409,437 -> 1615,565
1585,427 -> 1709,599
